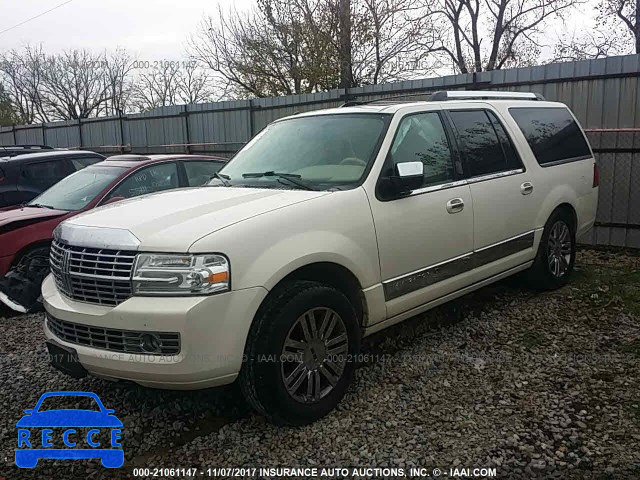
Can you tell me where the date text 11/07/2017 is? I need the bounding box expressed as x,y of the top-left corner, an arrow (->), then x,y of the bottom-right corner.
132,467 -> 499,478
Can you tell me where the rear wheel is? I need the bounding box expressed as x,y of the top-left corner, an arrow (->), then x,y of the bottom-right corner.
527,209 -> 576,290
239,280 -> 361,425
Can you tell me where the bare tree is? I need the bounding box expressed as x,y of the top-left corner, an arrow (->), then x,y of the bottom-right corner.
353,0 -> 440,84
552,30 -> 627,61
189,2 -> 340,97
0,45 -> 49,123
600,0 -> 639,53
38,49 -> 114,120
0,83 -> 19,126
99,48 -> 135,117
130,62 -> 214,111
427,0 -> 583,72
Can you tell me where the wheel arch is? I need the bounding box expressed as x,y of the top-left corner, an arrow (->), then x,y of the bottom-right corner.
256,261 -> 368,329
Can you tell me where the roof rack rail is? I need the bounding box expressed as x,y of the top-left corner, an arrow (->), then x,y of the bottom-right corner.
339,90 -> 544,107
0,144 -> 56,158
106,154 -> 152,161
0,144 -> 54,151
428,90 -> 544,101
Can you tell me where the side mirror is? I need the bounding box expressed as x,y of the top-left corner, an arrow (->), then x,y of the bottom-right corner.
103,196 -> 125,205
390,161 -> 424,194
24,409 -> 34,414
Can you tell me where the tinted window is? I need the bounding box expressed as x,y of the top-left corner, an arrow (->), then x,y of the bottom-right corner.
388,112 -> 454,188
107,162 -> 179,200
185,161 -> 224,186
70,156 -> 102,170
449,110 -> 515,177
21,160 -> 69,190
486,111 -> 521,170
509,107 -> 591,165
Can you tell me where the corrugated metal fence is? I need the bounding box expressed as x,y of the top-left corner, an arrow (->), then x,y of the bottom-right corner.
1,54 -> 640,247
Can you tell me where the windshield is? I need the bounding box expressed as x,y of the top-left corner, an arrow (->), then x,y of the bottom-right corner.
216,113 -> 390,190
29,165 -> 127,211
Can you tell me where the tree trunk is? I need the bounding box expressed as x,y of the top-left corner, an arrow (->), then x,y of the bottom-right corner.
338,0 -> 353,88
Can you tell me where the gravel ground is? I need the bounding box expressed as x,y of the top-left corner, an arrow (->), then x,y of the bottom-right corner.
1,247 -> 639,480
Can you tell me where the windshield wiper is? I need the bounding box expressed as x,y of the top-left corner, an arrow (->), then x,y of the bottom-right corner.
29,203 -> 56,210
210,171 -> 231,186
241,171 -> 317,191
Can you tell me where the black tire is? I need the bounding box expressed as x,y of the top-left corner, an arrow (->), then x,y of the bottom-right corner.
527,209 -> 576,290
239,280 -> 361,425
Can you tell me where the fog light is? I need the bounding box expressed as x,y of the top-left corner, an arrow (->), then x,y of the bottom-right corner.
140,333 -> 161,353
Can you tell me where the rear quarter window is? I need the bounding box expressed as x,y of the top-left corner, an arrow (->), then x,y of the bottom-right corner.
509,107 -> 591,166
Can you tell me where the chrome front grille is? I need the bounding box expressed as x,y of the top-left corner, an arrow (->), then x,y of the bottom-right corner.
50,241 -> 136,306
47,314 -> 181,355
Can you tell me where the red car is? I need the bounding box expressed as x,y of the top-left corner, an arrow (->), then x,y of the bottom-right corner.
0,154 -> 226,312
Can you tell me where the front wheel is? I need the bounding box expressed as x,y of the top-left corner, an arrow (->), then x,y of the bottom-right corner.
527,209 -> 576,290
239,281 -> 361,425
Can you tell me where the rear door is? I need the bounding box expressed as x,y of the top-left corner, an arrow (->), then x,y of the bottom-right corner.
447,107 -> 538,279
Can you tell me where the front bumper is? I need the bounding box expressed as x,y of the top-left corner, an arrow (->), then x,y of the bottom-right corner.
42,274 -> 268,389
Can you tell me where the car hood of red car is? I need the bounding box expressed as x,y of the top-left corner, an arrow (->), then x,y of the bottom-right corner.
0,206 -> 70,229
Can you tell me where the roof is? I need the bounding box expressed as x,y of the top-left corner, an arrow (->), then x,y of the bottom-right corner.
292,99 -> 566,119
0,149 -> 102,162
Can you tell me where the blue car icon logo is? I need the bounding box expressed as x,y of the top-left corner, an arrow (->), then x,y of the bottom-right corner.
15,391 -> 123,468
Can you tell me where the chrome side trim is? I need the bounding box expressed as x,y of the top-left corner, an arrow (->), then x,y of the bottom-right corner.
382,230 -> 535,301
383,253 -> 474,301
410,179 -> 468,196
466,168 -> 524,184
474,231 -> 535,267
54,223 -> 141,250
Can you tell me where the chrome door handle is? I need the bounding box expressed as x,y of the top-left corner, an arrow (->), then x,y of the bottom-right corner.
446,198 -> 464,214
521,182 -> 534,195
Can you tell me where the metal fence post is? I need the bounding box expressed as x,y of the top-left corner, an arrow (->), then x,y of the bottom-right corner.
78,118 -> 83,149
183,105 -> 191,154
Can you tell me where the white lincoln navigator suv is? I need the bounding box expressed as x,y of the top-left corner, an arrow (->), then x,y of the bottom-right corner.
43,91 -> 598,424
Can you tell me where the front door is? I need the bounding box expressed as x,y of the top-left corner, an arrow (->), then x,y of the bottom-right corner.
368,110 -> 474,318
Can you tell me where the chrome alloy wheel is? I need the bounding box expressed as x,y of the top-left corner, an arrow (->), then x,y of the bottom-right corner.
280,307 -> 348,403
547,221 -> 572,278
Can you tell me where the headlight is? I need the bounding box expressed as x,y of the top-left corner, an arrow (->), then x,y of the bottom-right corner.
132,253 -> 230,296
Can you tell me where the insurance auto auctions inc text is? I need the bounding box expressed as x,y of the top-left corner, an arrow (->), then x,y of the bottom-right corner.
160,466 -> 499,478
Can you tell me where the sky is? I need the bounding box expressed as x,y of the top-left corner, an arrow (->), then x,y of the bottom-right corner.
0,0 -> 251,59
0,0 -> 604,62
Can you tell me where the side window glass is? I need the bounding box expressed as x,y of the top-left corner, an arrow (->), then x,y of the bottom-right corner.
486,111 -> 521,170
70,156 -> 101,171
449,110 -> 508,177
509,107 -> 591,165
389,112 -> 454,188
21,160 -> 69,190
107,163 -> 179,200
184,161 -> 224,186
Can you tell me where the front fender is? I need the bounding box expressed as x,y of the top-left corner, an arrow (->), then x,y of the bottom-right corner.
189,188 -> 381,292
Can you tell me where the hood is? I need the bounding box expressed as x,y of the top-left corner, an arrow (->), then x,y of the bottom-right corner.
0,206 -> 68,230
66,186 -> 329,251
